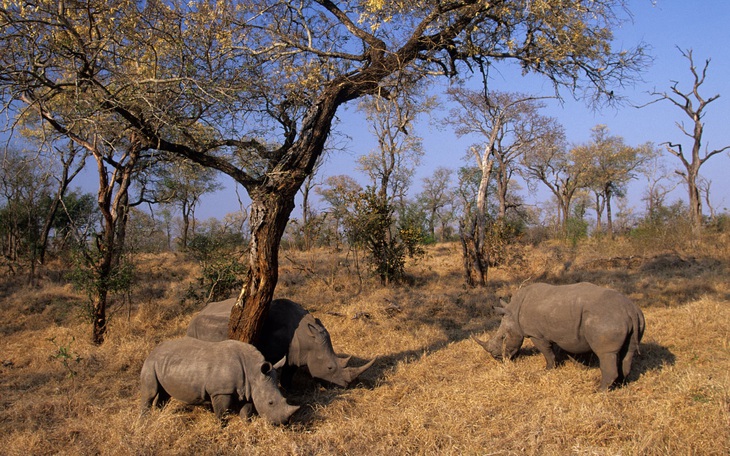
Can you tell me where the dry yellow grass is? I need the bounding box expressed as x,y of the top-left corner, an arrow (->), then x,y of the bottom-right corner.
1,236 -> 728,455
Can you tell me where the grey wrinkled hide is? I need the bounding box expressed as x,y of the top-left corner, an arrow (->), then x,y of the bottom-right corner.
186,298 -> 376,387
139,337 -> 299,424
473,282 -> 645,390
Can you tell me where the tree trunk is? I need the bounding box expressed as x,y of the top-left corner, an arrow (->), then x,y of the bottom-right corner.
92,290 -> 108,345
39,195 -> 61,265
686,171 -> 702,237
471,157 -> 493,287
228,189 -> 296,344
459,217 -> 483,287
593,191 -> 604,235
88,143 -> 138,345
301,180 -> 312,251
181,200 -> 190,250
605,188 -> 614,239
496,167 -> 508,223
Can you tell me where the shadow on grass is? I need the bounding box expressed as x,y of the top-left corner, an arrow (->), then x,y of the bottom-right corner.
494,341 -> 676,388
630,341 -> 676,379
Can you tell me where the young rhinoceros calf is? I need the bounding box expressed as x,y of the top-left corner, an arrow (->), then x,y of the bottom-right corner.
473,282 -> 645,390
186,298 -> 376,388
140,337 -> 299,424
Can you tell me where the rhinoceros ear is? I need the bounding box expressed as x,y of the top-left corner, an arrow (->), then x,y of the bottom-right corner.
273,356 -> 287,370
260,361 -> 273,375
494,306 -> 509,316
337,355 -> 352,368
306,322 -> 320,338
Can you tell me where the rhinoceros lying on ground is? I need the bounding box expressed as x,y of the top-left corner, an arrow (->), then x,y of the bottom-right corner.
186,298 -> 376,388
473,282 -> 645,390
140,337 -> 299,424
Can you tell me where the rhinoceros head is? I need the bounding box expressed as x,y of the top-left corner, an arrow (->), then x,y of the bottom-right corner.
246,357 -> 300,424
473,303 -> 524,361
290,315 -> 375,387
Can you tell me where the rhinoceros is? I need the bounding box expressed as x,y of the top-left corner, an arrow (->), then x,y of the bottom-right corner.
186,298 -> 376,388
140,337 -> 299,424
472,282 -> 645,390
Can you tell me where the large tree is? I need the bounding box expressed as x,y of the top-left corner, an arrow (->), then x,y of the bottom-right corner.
358,84 -> 431,206
446,87 -> 559,285
522,132 -> 589,235
580,124 -> 650,238
417,166 -> 455,242
0,0 -> 646,343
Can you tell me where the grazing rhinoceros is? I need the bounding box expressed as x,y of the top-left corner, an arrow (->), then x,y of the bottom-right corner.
186,298 -> 376,388
472,282 -> 645,390
140,337 -> 299,424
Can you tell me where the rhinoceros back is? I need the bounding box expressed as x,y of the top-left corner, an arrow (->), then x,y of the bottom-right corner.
186,298 -> 309,363
144,338 -> 251,405
512,282 -> 641,354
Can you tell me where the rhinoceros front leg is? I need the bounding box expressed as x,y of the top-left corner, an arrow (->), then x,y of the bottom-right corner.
530,338 -> 557,369
596,352 -> 620,391
211,394 -> 234,420
240,402 -> 254,420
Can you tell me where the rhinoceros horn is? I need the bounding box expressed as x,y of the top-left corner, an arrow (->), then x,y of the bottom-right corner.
343,357 -> 377,383
471,335 -> 490,352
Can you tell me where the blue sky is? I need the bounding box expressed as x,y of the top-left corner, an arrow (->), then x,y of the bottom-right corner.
197,1 -> 730,222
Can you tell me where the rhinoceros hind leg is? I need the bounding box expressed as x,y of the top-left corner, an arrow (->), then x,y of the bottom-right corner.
620,339 -> 639,384
140,365 -> 162,414
596,352 -> 619,391
154,388 -> 170,409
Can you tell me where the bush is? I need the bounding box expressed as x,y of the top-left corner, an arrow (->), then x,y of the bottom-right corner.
186,229 -> 246,302
344,188 -> 424,285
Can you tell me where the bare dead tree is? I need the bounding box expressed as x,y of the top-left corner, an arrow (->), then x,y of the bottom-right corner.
647,48 -> 730,236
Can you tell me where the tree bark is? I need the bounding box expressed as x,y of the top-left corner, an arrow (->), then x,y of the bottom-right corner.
606,189 -> 614,239
687,167 -> 702,237
228,189 -> 296,344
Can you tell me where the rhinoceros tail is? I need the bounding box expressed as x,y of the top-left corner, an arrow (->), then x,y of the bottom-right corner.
633,307 -> 646,355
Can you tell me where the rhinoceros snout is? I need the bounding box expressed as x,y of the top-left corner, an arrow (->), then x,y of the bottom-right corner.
257,402 -> 300,425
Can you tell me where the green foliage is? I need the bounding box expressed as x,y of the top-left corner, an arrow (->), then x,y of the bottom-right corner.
629,200 -> 693,251
46,191 -> 98,239
565,216 -> 589,246
565,202 -> 589,246
707,212 -> 730,233
397,202 -> 428,255
186,224 -> 247,302
126,208 -> 169,253
345,188 -> 425,285
48,336 -> 82,379
66,249 -> 136,323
